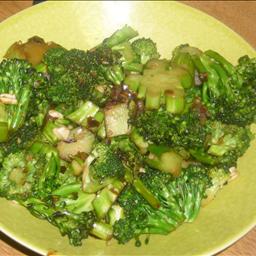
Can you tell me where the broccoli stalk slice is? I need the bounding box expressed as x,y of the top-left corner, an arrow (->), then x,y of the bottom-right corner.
165,90 -> 185,114
97,121 -> 106,139
90,222 -> 113,240
208,144 -> 228,156
130,129 -> 149,154
171,51 -> 195,77
124,74 -> 142,92
146,150 -> 183,177
0,122 -> 8,142
108,205 -> 124,226
133,179 -> 160,209
67,101 -> 99,126
0,103 -> 8,142
92,180 -> 125,219
135,65 -> 186,113
103,25 -> 138,48
122,62 -> 143,73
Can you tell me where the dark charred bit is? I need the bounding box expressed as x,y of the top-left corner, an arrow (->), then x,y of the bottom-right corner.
136,100 -> 144,114
109,187 -> 120,195
105,137 -> 112,145
199,72 -> 208,82
106,84 -> 134,106
76,152 -> 88,161
192,97 -> 210,123
60,166 -> 67,173
90,70 -> 98,78
165,89 -> 174,96
63,138 -> 76,143
87,117 -> 100,128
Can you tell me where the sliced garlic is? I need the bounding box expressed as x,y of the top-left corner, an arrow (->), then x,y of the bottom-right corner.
48,110 -> 63,119
0,94 -> 17,104
53,126 -> 70,140
229,166 -> 238,181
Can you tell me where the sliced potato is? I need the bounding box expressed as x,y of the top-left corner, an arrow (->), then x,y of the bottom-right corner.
104,103 -> 130,137
57,129 -> 95,161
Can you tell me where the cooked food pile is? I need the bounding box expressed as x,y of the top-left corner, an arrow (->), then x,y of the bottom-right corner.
0,26 -> 255,246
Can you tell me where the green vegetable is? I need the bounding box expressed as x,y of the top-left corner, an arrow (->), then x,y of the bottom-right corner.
0,26 -> 254,247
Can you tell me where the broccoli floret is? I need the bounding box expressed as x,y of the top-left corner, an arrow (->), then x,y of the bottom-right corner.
110,135 -> 144,171
43,46 -> 122,109
131,38 -> 160,65
88,143 -> 125,182
190,121 -> 253,167
195,51 -> 256,126
0,143 -> 60,200
24,198 -> 96,246
113,183 -> 184,244
0,59 -> 47,140
236,55 -> 256,86
134,109 -> 207,149
111,42 -> 142,73
0,121 -> 40,161
114,164 -> 210,244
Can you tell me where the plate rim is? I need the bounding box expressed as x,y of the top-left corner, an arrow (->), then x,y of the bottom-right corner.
0,1 -> 255,256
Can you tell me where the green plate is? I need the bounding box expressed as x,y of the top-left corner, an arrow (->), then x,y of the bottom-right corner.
0,2 -> 255,255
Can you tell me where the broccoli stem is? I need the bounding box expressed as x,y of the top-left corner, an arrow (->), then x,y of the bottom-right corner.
9,87 -> 31,132
63,192 -> 96,214
171,52 -> 195,77
52,183 -> 82,196
90,222 -> 113,240
205,50 -> 235,75
92,180 -> 125,219
104,25 -> 138,48
145,93 -> 161,110
208,144 -> 228,157
43,121 -> 60,144
103,65 -> 124,85
209,61 -> 233,98
191,55 -> 207,73
133,179 -> 160,209
165,94 -> 184,114
189,149 -> 218,165
122,62 -> 143,73
124,74 -> 142,92
108,205 -> 124,225
200,54 -> 221,99
67,101 -> 99,126
0,104 -> 8,142
0,122 -> 8,142
130,129 -> 148,154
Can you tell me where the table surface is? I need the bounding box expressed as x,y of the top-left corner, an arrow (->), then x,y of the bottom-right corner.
0,1 -> 255,255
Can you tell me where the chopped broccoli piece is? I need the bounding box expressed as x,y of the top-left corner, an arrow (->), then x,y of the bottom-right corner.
131,38 -> 160,64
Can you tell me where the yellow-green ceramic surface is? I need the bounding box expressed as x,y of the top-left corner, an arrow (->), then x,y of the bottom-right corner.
0,1 -> 255,255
